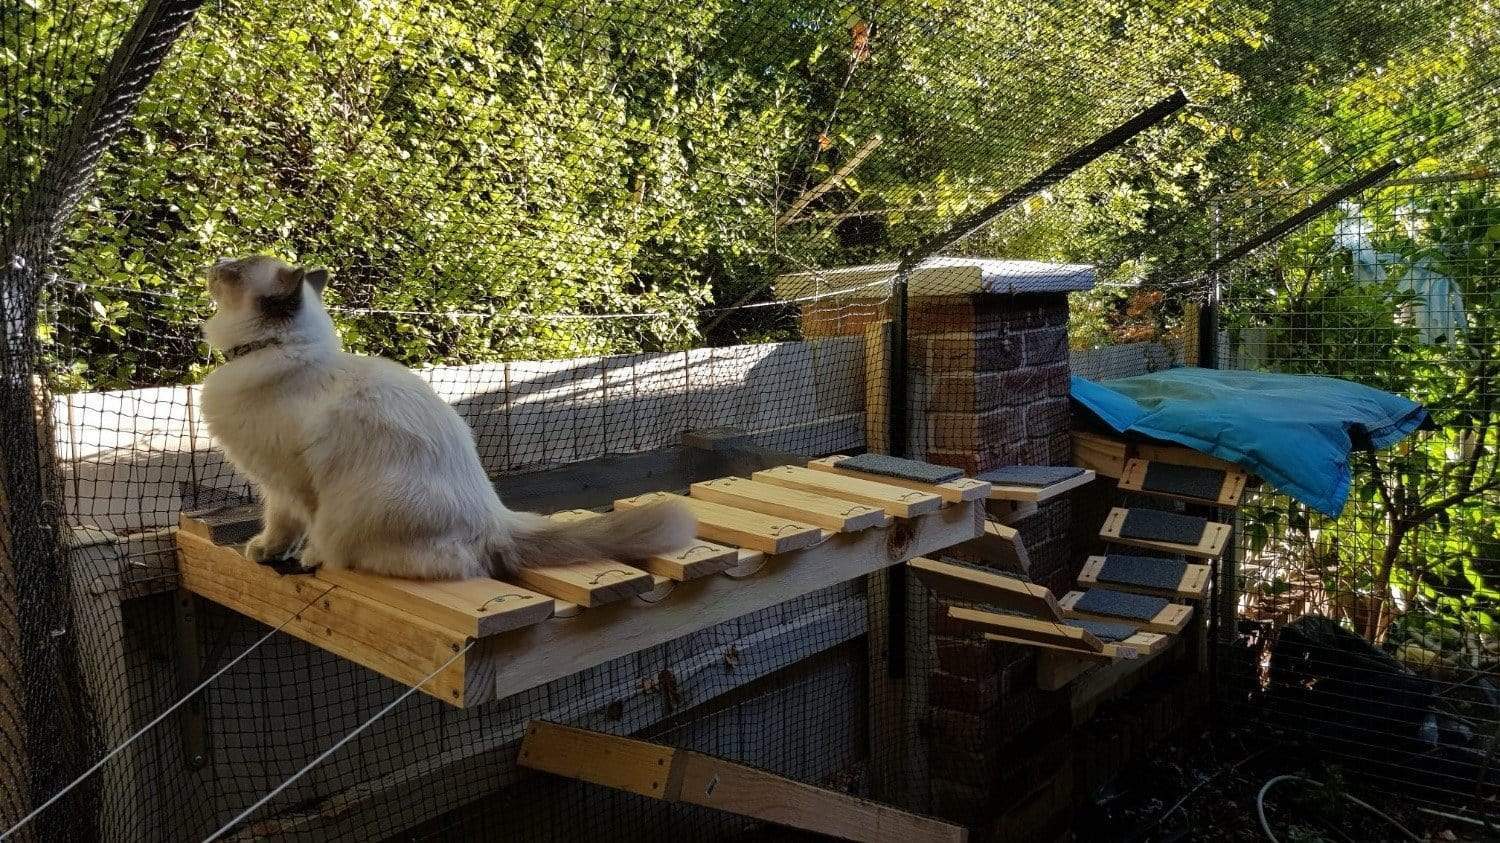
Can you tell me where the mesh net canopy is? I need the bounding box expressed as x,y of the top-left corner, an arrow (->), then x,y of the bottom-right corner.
3,0 -> 1500,839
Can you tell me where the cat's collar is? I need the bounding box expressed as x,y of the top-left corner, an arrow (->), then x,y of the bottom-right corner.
223,337 -> 283,361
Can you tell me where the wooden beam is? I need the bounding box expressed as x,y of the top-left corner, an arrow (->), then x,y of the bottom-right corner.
1118,458 -> 1247,506
1077,555 -> 1211,600
908,558 -> 1061,620
1057,590 -> 1194,634
864,320 -> 891,454
176,531 -> 484,706
807,455 -> 990,503
751,464 -> 941,518
955,520 -> 1030,572
614,492 -> 824,554
984,469 -> 1095,502
689,477 -> 890,532
519,721 -> 966,843
1071,432 -> 1128,479
548,509 -> 738,581
1098,507 -> 1232,558
945,606 -> 1104,654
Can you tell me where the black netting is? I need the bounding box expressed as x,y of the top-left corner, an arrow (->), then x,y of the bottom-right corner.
4,0 -> 1499,839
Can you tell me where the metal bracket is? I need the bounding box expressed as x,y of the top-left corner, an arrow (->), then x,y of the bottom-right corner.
172,589 -> 210,770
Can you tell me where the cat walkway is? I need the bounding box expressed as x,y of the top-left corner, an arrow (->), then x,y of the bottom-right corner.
175,455 -> 987,708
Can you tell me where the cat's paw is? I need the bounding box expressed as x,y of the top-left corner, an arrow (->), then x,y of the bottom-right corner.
244,532 -> 286,562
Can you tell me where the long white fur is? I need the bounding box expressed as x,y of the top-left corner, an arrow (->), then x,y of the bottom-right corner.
199,256 -> 695,580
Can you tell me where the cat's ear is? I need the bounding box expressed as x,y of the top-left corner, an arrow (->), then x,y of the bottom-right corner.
303,267 -> 330,295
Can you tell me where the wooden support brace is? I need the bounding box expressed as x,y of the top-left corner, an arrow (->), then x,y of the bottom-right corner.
955,520 -> 1030,572
689,476 -> 890,532
946,606 -> 1103,654
1057,590 -> 1194,634
615,492 -> 825,554
548,509 -> 739,581
518,721 -> 967,843
908,558 -> 1061,621
1099,507 -> 1231,558
806,455 -> 990,503
751,464 -> 942,518
1071,432 -> 1128,479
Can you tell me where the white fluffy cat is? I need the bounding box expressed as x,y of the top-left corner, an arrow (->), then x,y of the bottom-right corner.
199,255 -> 695,580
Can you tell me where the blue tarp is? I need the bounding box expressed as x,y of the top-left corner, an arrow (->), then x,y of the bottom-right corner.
1070,368 -> 1431,517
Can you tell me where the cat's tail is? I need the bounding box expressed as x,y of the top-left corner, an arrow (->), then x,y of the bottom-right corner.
490,500 -> 696,577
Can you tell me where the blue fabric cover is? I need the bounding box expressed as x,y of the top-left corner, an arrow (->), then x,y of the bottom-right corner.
1071,368 -> 1430,517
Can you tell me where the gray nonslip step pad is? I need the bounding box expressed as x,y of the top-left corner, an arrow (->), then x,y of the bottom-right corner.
1098,554 -> 1189,591
1073,588 -> 1169,622
1142,462 -> 1225,501
1067,619 -> 1140,643
840,453 -> 964,484
976,465 -> 1086,488
1119,508 -> 1207,545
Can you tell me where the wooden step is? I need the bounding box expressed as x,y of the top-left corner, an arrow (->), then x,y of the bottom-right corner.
614,492 -> 825,555
1078,554 -> 1211,600
512,560 -> 657,608
946,606 -> 1105,655
807,455 -> 990,503
549,509 -> 739,581
1099,507 -> 1231,558
908,557 -> 1061,620
1118,458 -> 1247,507
975,465 -> 1095,502
689,476 -> 890,532
750,464 -> 943,518
1057,588 -> 1193,634
955,520 -> 1030,572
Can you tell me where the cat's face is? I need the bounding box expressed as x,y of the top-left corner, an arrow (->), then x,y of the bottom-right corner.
206,255 -> 328,319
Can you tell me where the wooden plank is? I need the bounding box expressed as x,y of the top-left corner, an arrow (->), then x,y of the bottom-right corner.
1033,632 -> 1175,699
511,560 -> 655,609
614,492 -> 824,554
518,721 -> 678,798
987,629 -> 1168,664
176,531 -> 484,707
1118,458 -> 1247,507
954,520 -> 1030,572
945,606 -> 1104,654
984,468 -> 1095,502
751,464 -> 942,518
908,558 -> 1062,621
549,509 -> 738,581
1077,555 -> 1211,600
864,321 -> 891,454
1098,507 -> 1232,558
518,722 -> 967,843
689,477 -> 889,532
807,455 -> 990,503
1057,590 -> 1194,634
1135,441 -> 1241,473
1072,432 -> 1128,479
315,568 -> 555,639
477,500 -> 983,702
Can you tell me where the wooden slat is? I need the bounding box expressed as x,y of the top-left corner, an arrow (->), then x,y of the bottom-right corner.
1057,590 -> 1194,634
689,477 -> 890,532
752,464 -> 942,518
945,606 -> 1103,654
176,531 -> 483,706
1118,458 -> 1248,507
316,568 -> 554,639
1071,432 -> 1128,479
865,321 -> 891,454
908,558 -> 1061,621
519,722 -> 967,843
806,455 -> 990,503
984,468 -> 1095,502
614,492 -> 824,554
986,629 -> 1169,662
955,520 -> 1030,572
548,509 -> 738,581
1029,631 -> 1174,691
1077,555 -> 1211,600
1098,507 -> 1232,558
511,559 -> 655,609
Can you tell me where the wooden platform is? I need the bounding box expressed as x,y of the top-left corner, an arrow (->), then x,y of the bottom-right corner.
175,458 -> 985,708
1118,458 -> 1247,507
1098,507 -> 1232,558
1072,431 -> 1243,480
1078,554 -> 1211,600
980,468 -> 1095,502
1057,590 -> 1194,634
